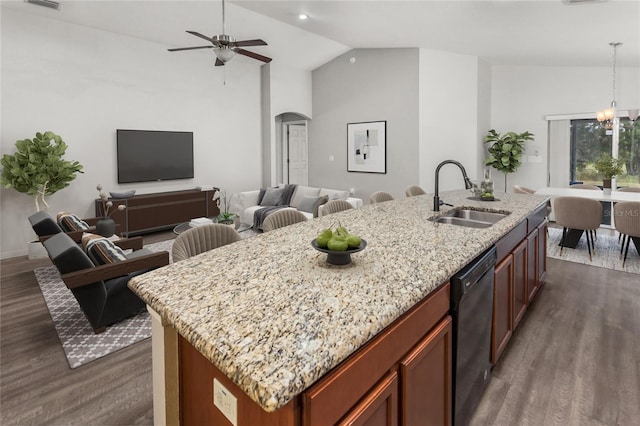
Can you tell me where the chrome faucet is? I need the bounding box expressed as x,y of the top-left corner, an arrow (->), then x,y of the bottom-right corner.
433,160 -> 473,211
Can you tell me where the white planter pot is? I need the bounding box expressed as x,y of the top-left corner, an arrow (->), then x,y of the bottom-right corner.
28,241 -> 48,260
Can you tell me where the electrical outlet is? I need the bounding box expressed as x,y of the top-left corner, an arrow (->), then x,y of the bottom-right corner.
213,378 -> 237,426
329,155 -> 335,162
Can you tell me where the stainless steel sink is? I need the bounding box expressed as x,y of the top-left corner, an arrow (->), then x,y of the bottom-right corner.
430,208 -> 509,228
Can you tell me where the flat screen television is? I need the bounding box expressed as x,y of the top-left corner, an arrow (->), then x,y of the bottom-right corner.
116,129 -> 194,184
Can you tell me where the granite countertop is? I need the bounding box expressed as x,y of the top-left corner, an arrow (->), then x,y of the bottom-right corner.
128,189 -> 548,412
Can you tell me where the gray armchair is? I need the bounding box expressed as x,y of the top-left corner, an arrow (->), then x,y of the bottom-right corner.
43,232 -> 169,333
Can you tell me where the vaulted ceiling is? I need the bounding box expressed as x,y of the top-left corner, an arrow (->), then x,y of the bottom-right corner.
3,0 -> 639,69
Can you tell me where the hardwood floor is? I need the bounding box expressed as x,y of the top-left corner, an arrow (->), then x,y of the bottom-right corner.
470,258 -> 640,426
1,232 -> 638,425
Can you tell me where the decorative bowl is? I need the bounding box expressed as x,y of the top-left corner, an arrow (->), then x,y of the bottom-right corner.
311,239 -> 367,265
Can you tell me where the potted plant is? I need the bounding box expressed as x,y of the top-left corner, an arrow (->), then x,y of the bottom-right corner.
594,153 -> 625,192
213,189 -> 236,226
95,184 -> 126,236
484,129 -> 534,192
1,131 -> 83,258
1,131 -> 83,211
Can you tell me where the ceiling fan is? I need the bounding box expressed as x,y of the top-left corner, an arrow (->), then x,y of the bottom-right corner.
167,0 -> 272,67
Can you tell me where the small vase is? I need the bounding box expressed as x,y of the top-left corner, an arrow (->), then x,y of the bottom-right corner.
96,218 -> 116,237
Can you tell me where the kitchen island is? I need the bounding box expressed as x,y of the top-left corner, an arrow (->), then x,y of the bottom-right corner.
129,190 -> 548,425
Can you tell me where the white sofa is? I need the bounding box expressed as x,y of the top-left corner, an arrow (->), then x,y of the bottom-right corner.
231,185 -> 363,228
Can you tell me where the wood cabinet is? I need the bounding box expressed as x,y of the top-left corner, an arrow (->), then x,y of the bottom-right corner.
512,240 -> 527,329
400,317 -> 452,426
96,188 -> 219,236
491,205 -> 547,365
491,255 -> 513,364
302,283 -> 451,426
337,371 -> 399,426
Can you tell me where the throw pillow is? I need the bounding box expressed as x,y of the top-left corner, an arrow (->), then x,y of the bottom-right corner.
81,232 -> 104,251
260,187 -> 285,206
298,195 -> 329,218
57,212 -> 91,232
319,189 -> 350,201
290,186 -> 321,208
257,188 -> 267,205
85,237 -> 127,266
279,184 -> 298,206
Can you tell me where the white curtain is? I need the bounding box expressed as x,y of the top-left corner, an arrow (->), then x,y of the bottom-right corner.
548,120 -> 571,188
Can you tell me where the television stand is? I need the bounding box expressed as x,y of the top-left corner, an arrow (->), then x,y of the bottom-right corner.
96,188 -> 219,237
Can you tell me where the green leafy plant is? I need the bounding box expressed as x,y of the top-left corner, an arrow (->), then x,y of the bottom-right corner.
1,131 -> 83,211
484,129 -> 534,191
213,189 -> 236,224
594,153 -> 625,179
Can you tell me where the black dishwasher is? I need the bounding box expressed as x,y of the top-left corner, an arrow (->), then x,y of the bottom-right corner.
451,246 -> 496,426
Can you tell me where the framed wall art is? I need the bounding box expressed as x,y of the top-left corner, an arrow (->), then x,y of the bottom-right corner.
347,120 -> 387,174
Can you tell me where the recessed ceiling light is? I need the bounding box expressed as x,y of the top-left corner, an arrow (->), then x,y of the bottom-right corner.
298,13 -> 308,20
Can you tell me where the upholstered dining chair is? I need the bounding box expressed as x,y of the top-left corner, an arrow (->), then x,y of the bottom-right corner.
617,187 -> 640,193
553,196 -> 603,261
513,185 -> 552,217
262,209 -> 308,232
369,191 -> 395,204
172,223 -> 241,262
322,200 -> 355,215
613,201 -> 640,267
405,185 -> 427,197
570,183 -> 602,190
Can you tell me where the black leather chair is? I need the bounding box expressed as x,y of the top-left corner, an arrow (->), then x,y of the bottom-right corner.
28,211 -> 118,242
43,232 -> 169,333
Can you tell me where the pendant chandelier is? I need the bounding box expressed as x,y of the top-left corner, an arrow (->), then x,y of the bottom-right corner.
596,42 -> 622,130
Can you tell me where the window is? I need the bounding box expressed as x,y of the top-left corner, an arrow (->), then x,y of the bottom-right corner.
569,118 -> 639,188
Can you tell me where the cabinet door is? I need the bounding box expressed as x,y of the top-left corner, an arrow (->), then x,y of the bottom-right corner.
492,255 -> 513,365
537,222 -> 547,285
400,317 -> 452,426
526,230 -> 538,304
512,241 -> 527,329
338,370 -> 399,426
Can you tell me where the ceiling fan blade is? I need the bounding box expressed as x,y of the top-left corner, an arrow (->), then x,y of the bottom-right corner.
186,30 -> 215,43
234,48 -> 272,63
215,58 -> 225,67
168,46 -> 214,52
231,39 -> 268,47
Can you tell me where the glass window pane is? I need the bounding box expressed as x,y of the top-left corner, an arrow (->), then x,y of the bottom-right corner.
618,118 -> 640,188
570,119 -> 611,185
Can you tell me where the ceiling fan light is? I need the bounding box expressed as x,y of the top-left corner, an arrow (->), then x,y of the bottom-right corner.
214,47 -> 236,63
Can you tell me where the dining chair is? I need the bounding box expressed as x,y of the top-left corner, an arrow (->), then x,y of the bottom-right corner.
569,184 -> 602,190
617,187 -> 640,193
262,208 -> 308,232
553,196 -> 602,261
322,200 -> 355,215
172,223 -> 241,262
369,191 -> 394,204
405,185 -> 427,197
513,185 -> 552,217
613,201 -> 640,267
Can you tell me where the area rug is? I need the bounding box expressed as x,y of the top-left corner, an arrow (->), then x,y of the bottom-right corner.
547,227 -> 639,274
34,239 -> 172,369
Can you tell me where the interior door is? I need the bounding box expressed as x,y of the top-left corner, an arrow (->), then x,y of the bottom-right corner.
287,124 -> 308,186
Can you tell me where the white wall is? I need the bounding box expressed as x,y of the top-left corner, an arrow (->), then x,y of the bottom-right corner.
419,49 -> 483,194
491,65 -> 640,191
263,62 -> 312,186
0,8 -> 264,258
310,48 -> 420,202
